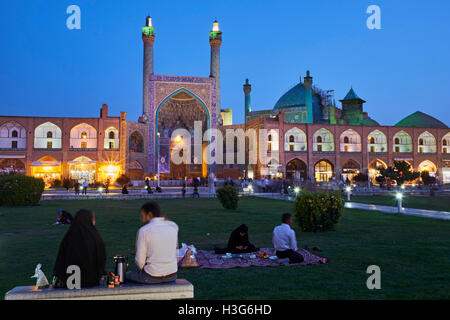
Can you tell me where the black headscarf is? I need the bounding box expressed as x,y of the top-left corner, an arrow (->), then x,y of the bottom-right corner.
53,210 -> 106,287
227,224 -> 251,250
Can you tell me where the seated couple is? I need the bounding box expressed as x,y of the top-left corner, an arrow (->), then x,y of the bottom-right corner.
215,213 -> 304,264
52,202 -> 178,288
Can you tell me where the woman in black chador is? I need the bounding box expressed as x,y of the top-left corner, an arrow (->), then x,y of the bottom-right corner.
53,210 -> 106,288
215,224 -> 258,254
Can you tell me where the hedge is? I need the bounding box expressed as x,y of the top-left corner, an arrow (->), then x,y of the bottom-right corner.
294,190 -> 344,232
216,185 -> 239,210
0,175 -> 45,206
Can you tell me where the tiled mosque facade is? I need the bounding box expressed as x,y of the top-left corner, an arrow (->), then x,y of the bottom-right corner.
1,17 -> 449,186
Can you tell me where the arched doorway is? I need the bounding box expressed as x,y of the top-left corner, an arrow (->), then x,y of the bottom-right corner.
369,159 -> 387,184
127,161 -> 144,180
418,160 -> 437,176
69,156 -> 96,183
341,159 -> 360,182
0,158 -> 25,174
314,160 -> 334,182
285,159 -> 307,181
156,89 -> 209,179
31,156 -> 62,187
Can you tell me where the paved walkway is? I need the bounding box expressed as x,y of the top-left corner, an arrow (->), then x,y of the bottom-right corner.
344,202 -> 450,221
254,194 -> 450,221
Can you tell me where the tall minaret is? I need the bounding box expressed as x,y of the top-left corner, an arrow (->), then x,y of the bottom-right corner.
243,79 -> 251,123
303,70 -> 313,123
142,16 -> 155,123
209,20 -> 222,114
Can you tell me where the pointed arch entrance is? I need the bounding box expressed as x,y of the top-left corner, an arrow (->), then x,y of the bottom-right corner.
286,158 -> 307,181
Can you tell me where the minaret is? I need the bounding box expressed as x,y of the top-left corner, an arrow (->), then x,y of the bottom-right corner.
303,70 -> 313,123
142,16 -> 155,123
243,79 -> 252,123
209,20 -> 222,114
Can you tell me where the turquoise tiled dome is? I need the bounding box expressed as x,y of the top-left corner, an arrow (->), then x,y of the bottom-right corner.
273,83 -> 320,110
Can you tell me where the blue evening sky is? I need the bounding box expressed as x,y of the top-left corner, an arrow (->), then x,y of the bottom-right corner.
0,0 -> 449,126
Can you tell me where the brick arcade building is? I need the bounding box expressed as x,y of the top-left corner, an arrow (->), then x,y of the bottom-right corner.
0,17 -> 449,186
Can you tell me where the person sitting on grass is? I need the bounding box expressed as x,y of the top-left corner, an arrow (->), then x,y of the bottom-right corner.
272,213 -> 304,264
53,209 -> 73,225
53,210 -> 106,288
215,224 -> 258,254
127,202 -> 178,284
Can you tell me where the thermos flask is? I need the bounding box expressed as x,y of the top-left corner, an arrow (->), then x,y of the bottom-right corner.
113,255 -> 127,284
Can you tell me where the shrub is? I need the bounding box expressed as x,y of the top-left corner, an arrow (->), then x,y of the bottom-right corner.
0,175 -> 45,206
63,178 -> 74,190
51,179 -> 62,188
294,190 -> 344,232
216,185 -> 239,210
116,174 -> 130,186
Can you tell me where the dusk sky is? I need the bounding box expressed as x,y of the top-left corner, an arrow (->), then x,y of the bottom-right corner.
0,0 -> 449,126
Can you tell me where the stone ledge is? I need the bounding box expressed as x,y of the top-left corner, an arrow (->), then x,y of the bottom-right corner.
5,279 -> 193,300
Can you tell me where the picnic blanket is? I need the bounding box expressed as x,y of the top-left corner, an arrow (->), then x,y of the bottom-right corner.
196,248 -> 329,269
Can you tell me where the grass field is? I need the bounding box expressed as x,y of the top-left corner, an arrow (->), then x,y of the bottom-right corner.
1,197 -> 449,299
351,195 -> 450,212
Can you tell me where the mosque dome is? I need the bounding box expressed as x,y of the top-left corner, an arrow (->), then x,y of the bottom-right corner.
395,111 -> 448,129
273,83 -> 321,110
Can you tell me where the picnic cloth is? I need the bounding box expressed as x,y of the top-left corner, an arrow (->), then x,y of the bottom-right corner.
196,248 -> 329,269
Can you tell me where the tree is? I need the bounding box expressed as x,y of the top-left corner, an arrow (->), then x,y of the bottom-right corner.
116,174 -> 130,186
421,171 -> 436,186
379,161 -> 420,186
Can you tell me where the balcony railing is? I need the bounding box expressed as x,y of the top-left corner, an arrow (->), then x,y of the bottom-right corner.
0,148 -> 26,151
33,148 -> 62,151
104,148 -> 120,151
69,148 -> 97,151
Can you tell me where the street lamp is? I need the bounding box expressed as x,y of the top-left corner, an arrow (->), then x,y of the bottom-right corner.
294,187 -> 300,195
396,192 -> 403,213
345,186 -> 352,201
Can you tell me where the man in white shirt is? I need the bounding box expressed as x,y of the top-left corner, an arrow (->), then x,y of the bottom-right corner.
272,213 -> 304,264
127,202 -> 178,284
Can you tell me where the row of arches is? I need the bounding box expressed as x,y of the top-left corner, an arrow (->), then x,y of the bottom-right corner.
282,128 -> 450,154
0,121 -> 120,150
284,158 -> 439,182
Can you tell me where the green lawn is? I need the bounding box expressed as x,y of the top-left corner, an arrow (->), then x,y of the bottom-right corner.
1,197 -> 449,299
351,195 -> 450,212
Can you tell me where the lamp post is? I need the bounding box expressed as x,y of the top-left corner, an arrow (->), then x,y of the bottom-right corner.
396,192 -> 403,213
345,186 -> 352,201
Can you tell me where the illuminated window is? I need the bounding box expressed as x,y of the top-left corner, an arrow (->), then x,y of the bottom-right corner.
317,144 -> 322,152
419,147 -> 423,153
370,146 -> 375,152
81,141 -> 87,149
289,145 -> 294,152
395,146 -> 399,152
344,145 -> 349,152
109,141 -> 114,149
81,132 -> 87,139
369,137 -> 375,144
268,142 -> 272,152
47,141 -> 53,149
